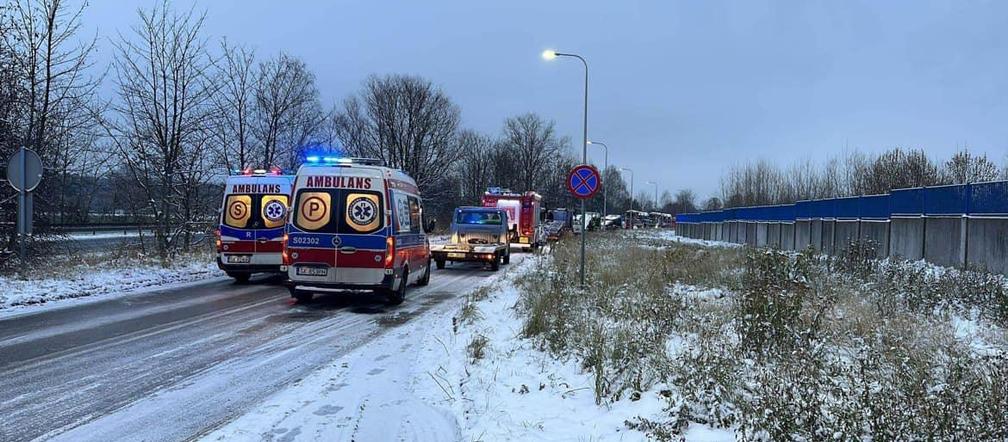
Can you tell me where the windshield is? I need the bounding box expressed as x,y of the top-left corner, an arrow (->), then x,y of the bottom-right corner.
456,211 -> 503,225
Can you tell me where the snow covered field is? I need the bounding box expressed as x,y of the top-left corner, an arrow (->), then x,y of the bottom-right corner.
0,254 -> 221,314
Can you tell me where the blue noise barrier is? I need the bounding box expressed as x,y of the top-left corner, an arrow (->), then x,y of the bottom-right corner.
675,181 -> 1008,224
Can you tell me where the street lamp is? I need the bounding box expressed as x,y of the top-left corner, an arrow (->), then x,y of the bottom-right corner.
543,48 -> 589,286
619,167 -> 634,228
587,140 -> 608,217
646,181 -> 659,212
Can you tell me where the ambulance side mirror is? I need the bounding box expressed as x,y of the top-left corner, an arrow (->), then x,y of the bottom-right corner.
424,218 -> 436,233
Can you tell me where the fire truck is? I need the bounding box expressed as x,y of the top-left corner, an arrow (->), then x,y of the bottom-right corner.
481,188 -> 545,250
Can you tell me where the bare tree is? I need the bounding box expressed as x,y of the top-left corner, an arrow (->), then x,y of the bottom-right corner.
2,0 -> 102,257
211,40 -> 256,172
104,2 -> 215,262
333,74 -> 462,198
500,113 -> 568,192
673,189 -> 697,214
454,129 -> 497,205
702,196 -> 723,211
253,52 -> 324,170
944,150 -> 999,184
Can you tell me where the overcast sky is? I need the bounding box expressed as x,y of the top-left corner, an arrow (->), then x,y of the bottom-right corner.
81,0 -> 1008,199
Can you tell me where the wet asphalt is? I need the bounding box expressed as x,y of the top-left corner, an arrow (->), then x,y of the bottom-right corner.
0,258 -> 511,442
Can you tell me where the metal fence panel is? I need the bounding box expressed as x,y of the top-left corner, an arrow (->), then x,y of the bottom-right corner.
859,194 -> 891,220
969,182 -> 1008,216
890,188 -> 924,216
924,185 -> 968,216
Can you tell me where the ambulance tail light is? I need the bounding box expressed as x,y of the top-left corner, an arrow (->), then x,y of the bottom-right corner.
281,233 -> 291,265
214,229 -> 222,251
384,236 -> 395,269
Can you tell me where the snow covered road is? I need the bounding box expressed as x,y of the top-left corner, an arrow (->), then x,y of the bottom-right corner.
0,257 -> 520,442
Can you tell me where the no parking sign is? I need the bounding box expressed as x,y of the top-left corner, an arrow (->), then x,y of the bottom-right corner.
567,164 -> 601,200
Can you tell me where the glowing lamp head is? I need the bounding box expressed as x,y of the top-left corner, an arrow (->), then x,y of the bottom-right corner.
305,155 -> 321,163
541,50 -> 557,60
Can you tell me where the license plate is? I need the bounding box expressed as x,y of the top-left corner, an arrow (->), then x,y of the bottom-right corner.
519,237 -> 529,244
226,255 -> 251,264
296,266 -> 328,276
448,253 -> 466,259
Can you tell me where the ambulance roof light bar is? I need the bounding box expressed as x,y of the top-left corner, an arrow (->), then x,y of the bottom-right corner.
304,156 -> 383,167
234,166 -> 283,176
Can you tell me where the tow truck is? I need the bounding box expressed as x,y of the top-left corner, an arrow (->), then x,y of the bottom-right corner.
430,207 -> 511,271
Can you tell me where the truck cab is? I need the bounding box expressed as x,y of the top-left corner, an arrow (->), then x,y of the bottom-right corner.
430,207 -> 511,271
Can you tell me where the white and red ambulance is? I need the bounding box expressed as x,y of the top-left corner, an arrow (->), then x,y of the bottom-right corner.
481,188 -> 546,250
216,168 -> 295,282
283,157 -> 434,304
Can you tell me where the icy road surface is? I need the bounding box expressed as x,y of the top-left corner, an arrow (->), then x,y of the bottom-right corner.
0,256 -> 522,442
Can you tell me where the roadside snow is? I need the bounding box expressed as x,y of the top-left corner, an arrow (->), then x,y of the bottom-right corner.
646,229 -> 741,249
0,259 -> 220,313
418,255 -> 733,441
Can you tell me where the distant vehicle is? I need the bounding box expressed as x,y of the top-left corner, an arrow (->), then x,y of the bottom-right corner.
652,212 -> 674,228
572,211 -> 601,234
551,208 -> 573,230
482,188 -> 546,251
545,208 -> 572,241
284,156 -> 434,305
601,214 -> 622,230
216,167 -> 294,283
430,207 -> 510,271
624,209 -> 651,229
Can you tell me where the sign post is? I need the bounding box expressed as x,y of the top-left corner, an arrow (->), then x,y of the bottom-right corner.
7,147 -> 44,265
567,164 -> 602,286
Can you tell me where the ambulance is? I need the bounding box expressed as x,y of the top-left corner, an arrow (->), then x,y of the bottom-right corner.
283,157 -> 434,304
216,167 -> 295,282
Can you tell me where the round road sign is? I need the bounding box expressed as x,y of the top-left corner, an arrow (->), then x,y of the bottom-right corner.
6,147 -> 43,192
567,164 -> 601,200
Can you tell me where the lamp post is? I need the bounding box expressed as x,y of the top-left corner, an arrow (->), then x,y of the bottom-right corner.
587,140 -> 608,217
620,167 -> 634,228
543,49 -> 589,286
646,181 -> 659,211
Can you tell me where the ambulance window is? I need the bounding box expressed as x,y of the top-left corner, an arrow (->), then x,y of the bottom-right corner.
294,191 -> 333,231
261,195 -> 289,229
224,195 -> 252,228
408,197 -> 421,234
341,192 -> 384,235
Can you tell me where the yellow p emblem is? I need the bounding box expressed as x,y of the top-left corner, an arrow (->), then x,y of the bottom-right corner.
297,192 -> 330,231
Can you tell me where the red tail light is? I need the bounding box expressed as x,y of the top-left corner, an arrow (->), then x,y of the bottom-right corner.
384,236 -> 395,269
281,233 -> 291,265
214,229 -> 222,251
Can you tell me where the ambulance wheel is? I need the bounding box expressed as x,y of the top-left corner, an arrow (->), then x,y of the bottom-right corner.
503,250 -> 511,265
417,261 -> 431,286
385,269 -> 407,305
490,253 -> 501,271
291,289 -> 313,303
228,272 -> 251,284
435,258 -> 445,270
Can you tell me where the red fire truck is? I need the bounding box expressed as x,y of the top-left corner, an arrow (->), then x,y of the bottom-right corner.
481,188 -> 545,251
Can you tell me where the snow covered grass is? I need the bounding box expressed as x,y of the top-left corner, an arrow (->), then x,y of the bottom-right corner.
0,245 -> 218,310
510,231 -> 1007,440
